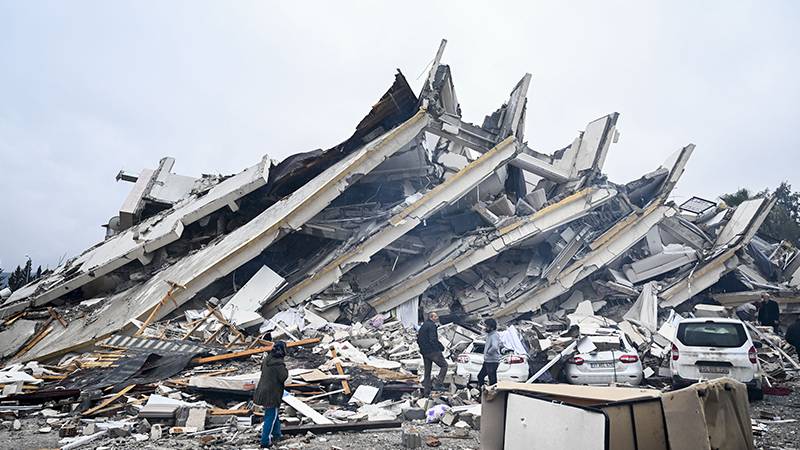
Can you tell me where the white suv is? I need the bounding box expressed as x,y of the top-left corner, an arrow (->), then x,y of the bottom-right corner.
670,318 -> 763,400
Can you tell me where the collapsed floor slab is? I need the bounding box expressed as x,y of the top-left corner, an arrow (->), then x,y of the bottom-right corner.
265,136 -> 522,314
15,111 -> 429,362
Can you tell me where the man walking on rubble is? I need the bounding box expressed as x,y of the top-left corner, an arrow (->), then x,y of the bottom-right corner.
758,293 -> 781,333
417,311 -> 448,396
254,341 -> 288,448
478,318 -> 502,389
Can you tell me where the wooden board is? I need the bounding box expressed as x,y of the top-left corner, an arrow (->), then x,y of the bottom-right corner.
282,394 -> 334,425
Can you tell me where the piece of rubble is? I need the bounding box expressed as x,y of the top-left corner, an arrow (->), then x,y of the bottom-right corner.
402,430 -> 423,448
150,423 -> 162,441
185,407 -> 207,431
425,435 -> 442,447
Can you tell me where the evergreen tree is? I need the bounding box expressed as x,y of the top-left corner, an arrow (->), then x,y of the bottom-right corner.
8,265 -> 23,291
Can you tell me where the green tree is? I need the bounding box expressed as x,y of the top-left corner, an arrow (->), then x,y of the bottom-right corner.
6,258 -> 41,292
8,265 -> 24,291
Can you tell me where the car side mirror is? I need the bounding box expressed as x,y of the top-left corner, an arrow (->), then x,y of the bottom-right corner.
753,340 -> 763,349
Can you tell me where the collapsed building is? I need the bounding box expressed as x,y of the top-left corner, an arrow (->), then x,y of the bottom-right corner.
1,40 -> 799,366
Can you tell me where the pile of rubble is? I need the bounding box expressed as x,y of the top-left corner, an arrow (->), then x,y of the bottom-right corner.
1,40 -> 799,448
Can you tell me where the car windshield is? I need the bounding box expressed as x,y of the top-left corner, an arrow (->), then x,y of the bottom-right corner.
472,343 -> 485,353
676,322 -> 748,348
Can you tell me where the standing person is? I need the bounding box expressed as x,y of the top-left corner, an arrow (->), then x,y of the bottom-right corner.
478,318 -> 502,388
254,341 -> 288,448
417,312 -> 448,396
786,317 -> 800,357
735,302 -> 757,322
758,293 -> 781,333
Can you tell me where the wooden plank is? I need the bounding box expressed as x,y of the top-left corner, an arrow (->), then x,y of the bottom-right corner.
280,420 -> 401,435
13,321 -> 54,360
191,338 -> 320,364
330,347 -> 352,395
282,394 -> 334,424
48,307 -> 68,328
135,283 -> 183,336
302,388 -> 345,401
4,311 -> 25,326
82,384 -> 136,416
209,408 -> 251,416
182,307 -> 215,340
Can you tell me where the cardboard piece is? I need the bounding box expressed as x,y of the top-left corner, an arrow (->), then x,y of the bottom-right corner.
481,378 -> 753,450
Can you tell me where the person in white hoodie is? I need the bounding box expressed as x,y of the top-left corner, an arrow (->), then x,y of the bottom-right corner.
478,318 -> 502,388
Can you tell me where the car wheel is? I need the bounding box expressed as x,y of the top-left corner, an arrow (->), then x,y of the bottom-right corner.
748,386 -> 764,402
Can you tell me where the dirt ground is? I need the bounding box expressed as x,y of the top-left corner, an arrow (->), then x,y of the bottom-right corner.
1,383 -> 798,450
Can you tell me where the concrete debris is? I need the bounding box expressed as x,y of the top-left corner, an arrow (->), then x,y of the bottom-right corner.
1,39 -> 797,449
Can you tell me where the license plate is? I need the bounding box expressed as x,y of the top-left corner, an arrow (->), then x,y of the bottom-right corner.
698,366 -> 729,374
590,362 -> 614,368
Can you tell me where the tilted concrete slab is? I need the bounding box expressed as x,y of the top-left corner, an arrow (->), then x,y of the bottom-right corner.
266,136 -> 521,313
1,156 -> 272,317
497,203 -> 679,319
16,111 -> 430,362
495,144 -> 695,319
221,265 -> 285,328
660,196 -> 776,308
369,186 -> 619,313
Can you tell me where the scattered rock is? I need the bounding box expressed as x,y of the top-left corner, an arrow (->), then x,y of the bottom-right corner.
401,430 -> 422,448
150,423 -> 162,441
425,436 -> 441,447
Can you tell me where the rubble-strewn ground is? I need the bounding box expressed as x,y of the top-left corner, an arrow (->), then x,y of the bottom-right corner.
6,389 -> 800,450
751,380 -> 800,450
0,420 -> 479,450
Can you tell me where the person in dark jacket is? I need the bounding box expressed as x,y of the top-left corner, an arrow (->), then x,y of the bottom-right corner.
254,341 -> 288,448
478,318 -> 502,388
757,293 -> 781,333
417,312 -> 448,396
786,318 -> 800,356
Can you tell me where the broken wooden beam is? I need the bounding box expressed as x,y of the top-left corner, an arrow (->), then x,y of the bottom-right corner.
329,347 -> 351,395
82,384 -> 136,416
191,338 -> 320,364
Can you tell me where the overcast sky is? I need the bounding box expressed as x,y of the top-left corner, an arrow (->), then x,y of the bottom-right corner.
1,1 -> 799,270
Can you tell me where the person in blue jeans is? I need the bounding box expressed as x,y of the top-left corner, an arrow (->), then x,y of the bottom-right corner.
253,341 -> 288,448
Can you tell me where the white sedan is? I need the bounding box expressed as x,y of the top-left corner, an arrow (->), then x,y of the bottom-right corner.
456,340 -> 530,384
564,334 -> 643,386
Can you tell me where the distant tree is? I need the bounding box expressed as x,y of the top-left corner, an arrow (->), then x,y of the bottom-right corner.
721,182 -> 800,246
6,258 -> 43,292
721,188 -> 758,207
8,265 -> 24,291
